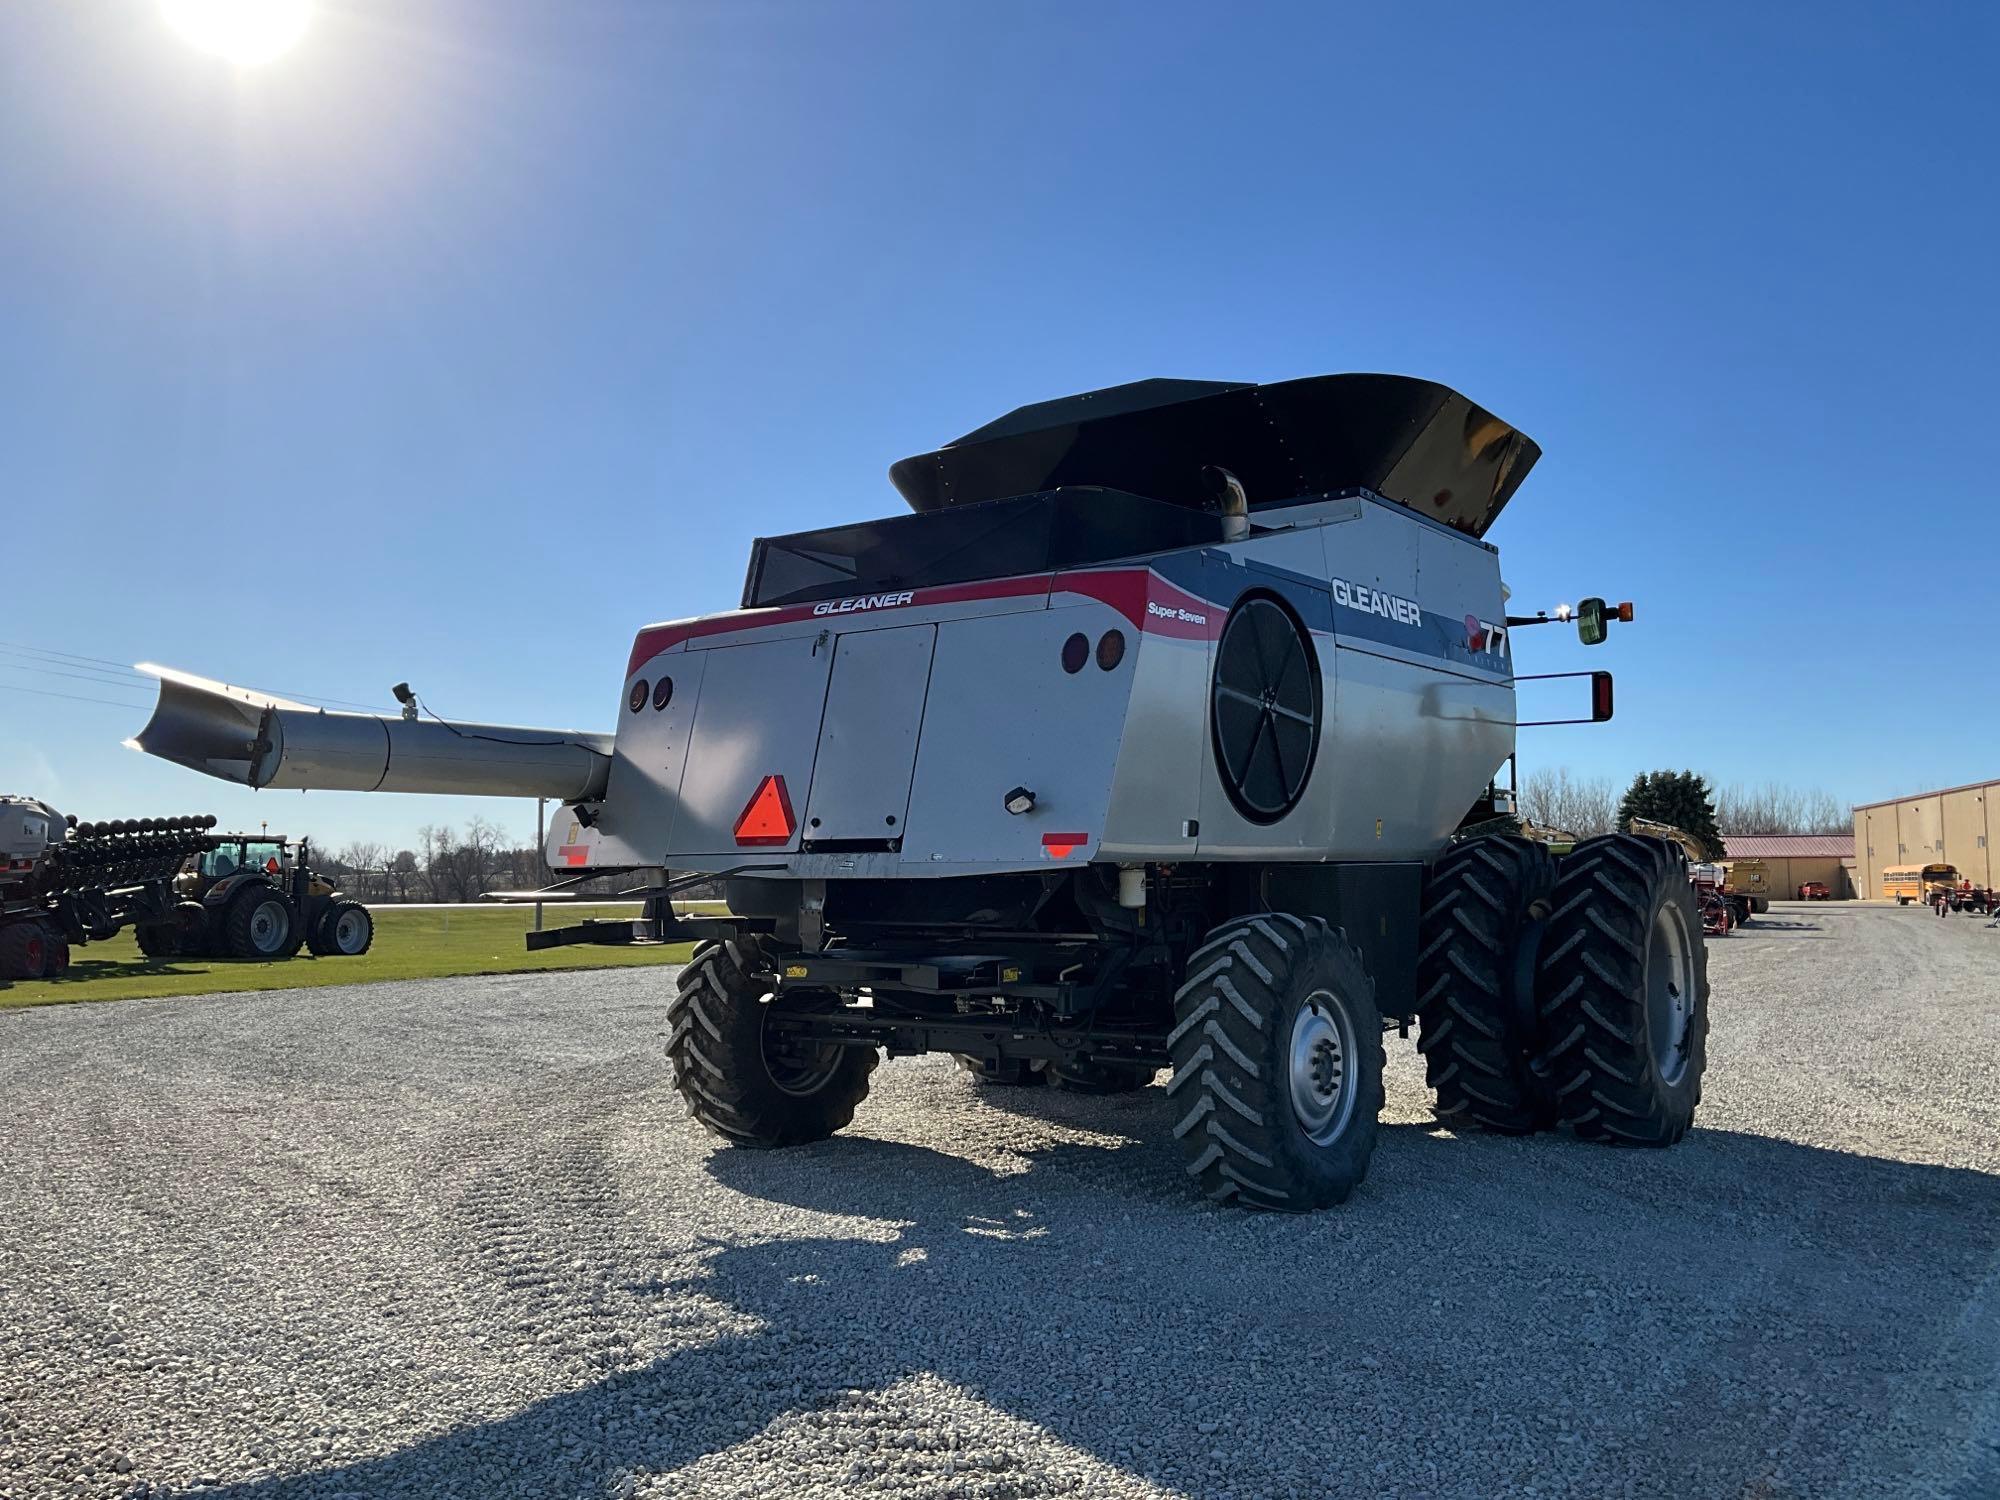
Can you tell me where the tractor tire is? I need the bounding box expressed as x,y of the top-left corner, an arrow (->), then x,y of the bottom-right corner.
45,940 -> 71,977
1414,835 -> 1559,1134
224,888 -> 298,961
955,1055 -> 1047,1086
309,901 -> 374,957
0,923 -> 49,981
1535,834 -> 1710,1145
1167,913 -> 1384,1210
172,901 -> 211,958
135,922 -> 180,959
1047,1060 -> 1157,1094
666,935 -> 877,1148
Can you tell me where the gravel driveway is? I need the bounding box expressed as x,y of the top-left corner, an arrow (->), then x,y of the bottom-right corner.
2,903 -> 1996,1499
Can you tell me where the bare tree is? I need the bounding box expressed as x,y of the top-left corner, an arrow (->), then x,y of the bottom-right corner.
1714,781 -> 1849,836
388,849 -> 420,903
337,841 -> 386,902
1518,767 -> 1618,838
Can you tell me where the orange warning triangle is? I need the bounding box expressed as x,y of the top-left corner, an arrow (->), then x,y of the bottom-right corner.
733,775 -> 796,846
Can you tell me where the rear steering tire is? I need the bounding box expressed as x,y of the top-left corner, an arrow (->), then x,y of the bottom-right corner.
667,936 -> 877,1148
1167,913 -> 1384,1210
1536,834 -> 1709,1144
1414,835 -> 1558,1133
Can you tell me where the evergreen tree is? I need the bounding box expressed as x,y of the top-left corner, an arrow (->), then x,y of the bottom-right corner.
1617,769 -> 1725,859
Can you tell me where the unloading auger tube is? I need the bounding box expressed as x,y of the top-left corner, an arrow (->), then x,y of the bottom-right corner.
128,666 -> 611,801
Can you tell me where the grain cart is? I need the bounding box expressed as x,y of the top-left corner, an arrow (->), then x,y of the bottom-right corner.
128,374 -> 1710,1209
0,799 -> 217,979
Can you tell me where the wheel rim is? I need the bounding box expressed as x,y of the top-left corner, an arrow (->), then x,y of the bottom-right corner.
334,910 -> 368,953
1288,989 -> 1359,1145
1211,595 -> 1321,823
1646,901 -> 1694,1086
759,995 -> 845,1097
248,899 -> 287,955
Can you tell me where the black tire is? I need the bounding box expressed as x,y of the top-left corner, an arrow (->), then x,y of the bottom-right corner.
1167,913 -> 1384,1210
0,923 -> 49,981
1536,834 -> 1709,1145
666,936 -> 877,1148
1046,1060 -> 1157,1094
1414,835 -> 1558,1134
309,901 -> 374,957
172,900 -> 211,958
45,940 -> 71,977
135,922 -> 181,959
955,1055 -> 1047,1087
224,887 -> 297,960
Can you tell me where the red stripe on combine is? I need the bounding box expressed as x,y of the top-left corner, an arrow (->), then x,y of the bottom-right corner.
1056,569 -> 1220,640
625,575 -> 1058,676
624,565 -> 1222,677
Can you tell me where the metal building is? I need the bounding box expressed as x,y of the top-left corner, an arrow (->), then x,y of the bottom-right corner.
1853,779 -> 1999,896
1721,835 -> 1855,899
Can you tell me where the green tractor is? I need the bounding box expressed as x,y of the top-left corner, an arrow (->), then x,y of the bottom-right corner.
136,834 -> 373,961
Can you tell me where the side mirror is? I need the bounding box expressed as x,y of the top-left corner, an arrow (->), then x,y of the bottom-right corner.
1577,597 -> 1608,646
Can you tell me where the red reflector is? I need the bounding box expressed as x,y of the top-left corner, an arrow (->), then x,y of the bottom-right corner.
1590,671 -> 1615,723
734,775 -> 796,846
1041,831 -> 1088,860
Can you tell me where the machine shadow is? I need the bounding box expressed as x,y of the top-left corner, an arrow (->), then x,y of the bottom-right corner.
204,1108 -> 2000,1500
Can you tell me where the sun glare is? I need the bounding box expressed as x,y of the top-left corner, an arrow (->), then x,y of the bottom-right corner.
162,0 -> 312,65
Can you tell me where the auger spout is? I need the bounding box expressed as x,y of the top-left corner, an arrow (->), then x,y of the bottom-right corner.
128,666 -> 611,802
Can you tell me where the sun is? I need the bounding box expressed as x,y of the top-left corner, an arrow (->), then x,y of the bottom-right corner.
161,0 -> 312,65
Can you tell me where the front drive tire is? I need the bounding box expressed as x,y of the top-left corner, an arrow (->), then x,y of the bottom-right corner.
1167,914 -> 1384,1210
309,901 -> 374,957
667,936 -> 877,1148
1536,834 -> 1710,1145
1414,836 -> 1558,1134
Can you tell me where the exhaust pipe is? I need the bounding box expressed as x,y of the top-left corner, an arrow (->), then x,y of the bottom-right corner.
128,665 -> 612,802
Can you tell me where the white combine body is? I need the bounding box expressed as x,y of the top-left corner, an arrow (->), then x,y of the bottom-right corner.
131,374 -> 1709,1210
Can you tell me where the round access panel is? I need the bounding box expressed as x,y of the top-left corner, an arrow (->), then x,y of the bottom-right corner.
1209,593 -> 1322,824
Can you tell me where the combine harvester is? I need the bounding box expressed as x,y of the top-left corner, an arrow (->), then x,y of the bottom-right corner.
130,373 -> 1709,1210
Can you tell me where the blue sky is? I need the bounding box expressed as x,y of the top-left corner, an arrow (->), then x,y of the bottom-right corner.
2,0 -> 1994,851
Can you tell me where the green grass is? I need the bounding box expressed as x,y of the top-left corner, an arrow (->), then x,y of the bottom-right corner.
0,904 -> 697,1010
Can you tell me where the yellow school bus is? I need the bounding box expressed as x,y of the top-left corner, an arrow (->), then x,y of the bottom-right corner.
1882,863 -> 1957,904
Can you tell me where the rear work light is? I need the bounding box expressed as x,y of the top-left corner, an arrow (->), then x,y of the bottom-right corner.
734,775 -> 796,846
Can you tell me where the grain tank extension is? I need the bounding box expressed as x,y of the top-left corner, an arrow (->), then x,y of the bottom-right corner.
131,373 -> 1708,1210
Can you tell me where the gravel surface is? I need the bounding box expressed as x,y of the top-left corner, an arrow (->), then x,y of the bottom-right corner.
2,902 -> 1996,1500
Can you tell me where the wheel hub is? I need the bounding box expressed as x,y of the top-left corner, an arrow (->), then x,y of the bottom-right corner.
1288,991 -> 1359,1145
1646,902 -> 1694,1086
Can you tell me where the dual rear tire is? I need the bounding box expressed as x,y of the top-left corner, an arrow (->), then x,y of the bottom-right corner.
1418,833 -> 1709,1147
